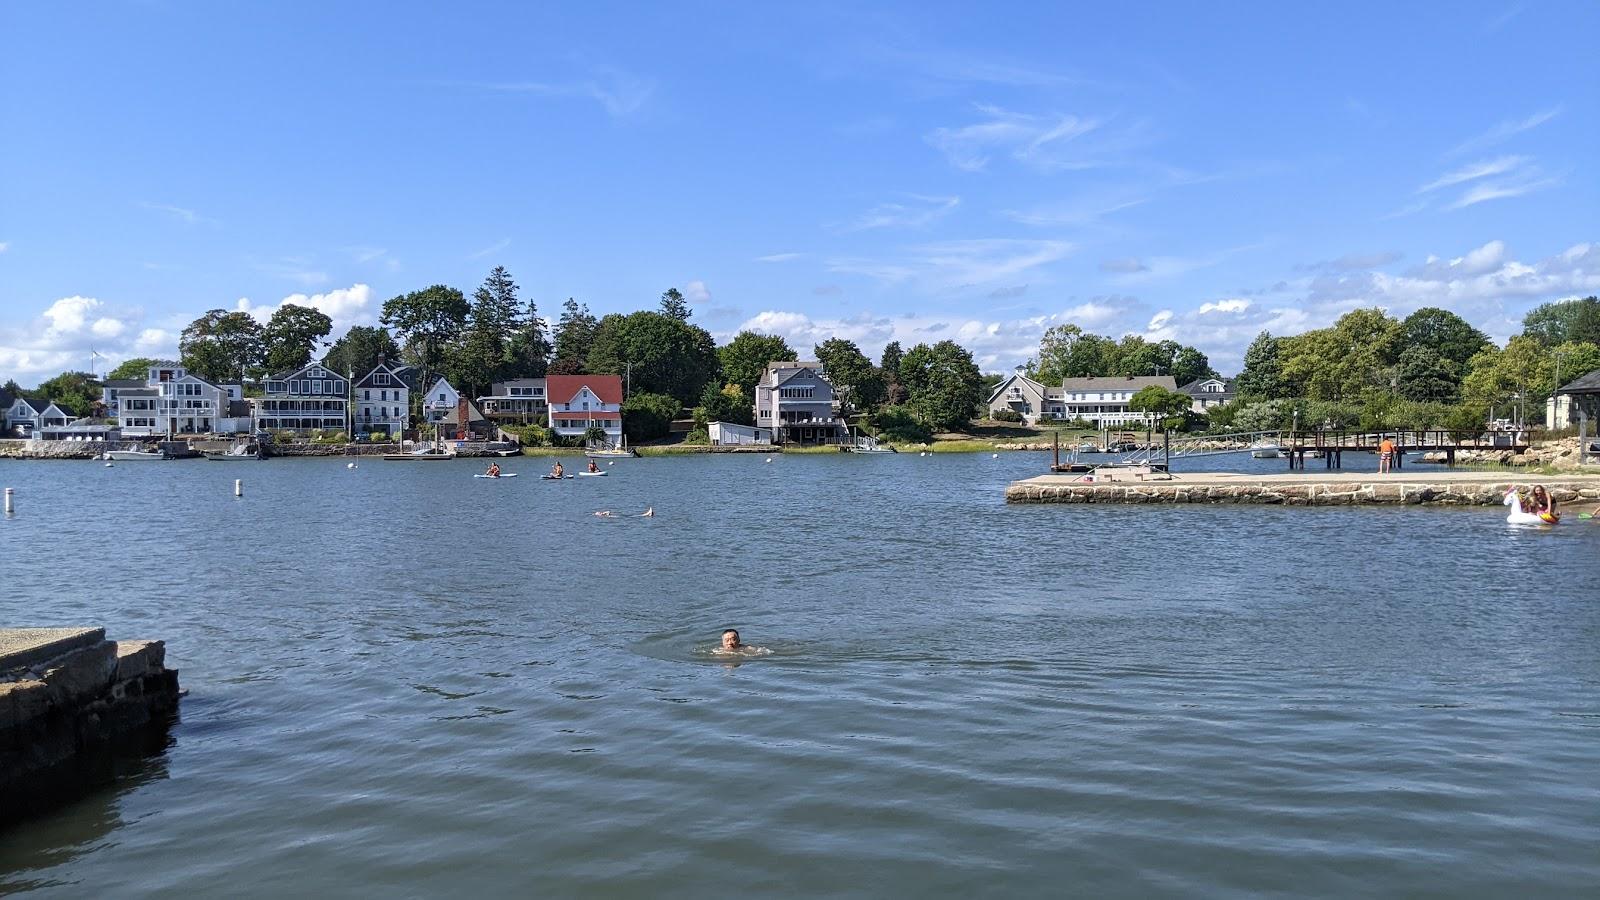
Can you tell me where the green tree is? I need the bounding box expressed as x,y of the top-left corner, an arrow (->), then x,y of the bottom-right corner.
35,371 -> 101,417
1170,345 -> 1217,387
1399,307 -> 1491,369
696,381 -> 752,426
899,340 -> 982,432
262,304 -> 334,375
551,298 -> 598,373
620,391 -> 682,443
450,266 -> 525,395
1280,309 -> 1400,401
814,337 -> 885,414
1394,345 -> 1461,402
323,326 -> 400,378
506,297 -> 551,378
588,311 -> 720,404
381,285 -> 470,379
659,287 -> 690,321
1462,336 -> 1545,416
717,331 -> 796,401
1236,331 -> 1287,400
1522,296 -> 1600,347
179,309 -> 265,383
1127,385 -> 1193,431
1032,324 -> 1117,381
880,340 -> 907,405
106,358 -> 158,381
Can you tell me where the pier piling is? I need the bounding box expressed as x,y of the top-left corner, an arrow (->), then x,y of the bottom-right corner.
234,479 -> 242,498
4,487 -> 12,514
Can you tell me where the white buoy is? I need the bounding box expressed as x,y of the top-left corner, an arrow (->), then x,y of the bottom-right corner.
609,460 -> 615,466
347,462 -> 356,469
105,462 -> 114,467
3,487 -> 12,514
765,457 -> 773,463
992,453 -> 999,458
234,479 -> 243,498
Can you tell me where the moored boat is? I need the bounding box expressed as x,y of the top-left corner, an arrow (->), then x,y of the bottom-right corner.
105,449 -> 166,461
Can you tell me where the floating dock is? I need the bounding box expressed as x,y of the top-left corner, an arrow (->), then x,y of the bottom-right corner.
1005,470 -> 1600,506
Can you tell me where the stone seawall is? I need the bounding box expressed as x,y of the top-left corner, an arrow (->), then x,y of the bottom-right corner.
1,628 -> 181,825
0,440 -> 109,460
1006,475 -> 1600,506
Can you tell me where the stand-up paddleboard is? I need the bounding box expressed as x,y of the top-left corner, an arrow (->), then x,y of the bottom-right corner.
474,473 -> 519,479
578,470 -> 608,476
540,474 -> 574,480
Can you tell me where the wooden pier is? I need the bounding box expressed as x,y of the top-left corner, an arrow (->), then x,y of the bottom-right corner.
1281,430 -> 1528,470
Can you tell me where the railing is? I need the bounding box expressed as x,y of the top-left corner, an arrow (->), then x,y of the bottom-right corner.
1291,429 -> 1520,450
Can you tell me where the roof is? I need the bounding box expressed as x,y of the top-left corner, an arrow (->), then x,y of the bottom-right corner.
550,410 -> 621,421
986,371 -> 1048,403
1558,368 -> 1600,395
102,379 -> 146,388
1178,377 -> 1235,396
268,361 -> 345,381
117,387 -> 158,397
8,395 -> 45,413
354,360 -> 409,389
440,398 -> 487,426
546,374 -> 622,405
1060,375 -> 1179,392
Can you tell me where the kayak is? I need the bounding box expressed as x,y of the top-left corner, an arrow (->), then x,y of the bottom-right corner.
578,470 -> 608,476
540,474 -> 574,480
474,473 -> 519,479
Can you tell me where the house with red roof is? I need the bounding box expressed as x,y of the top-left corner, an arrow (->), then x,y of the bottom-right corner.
546,374 -> 624,448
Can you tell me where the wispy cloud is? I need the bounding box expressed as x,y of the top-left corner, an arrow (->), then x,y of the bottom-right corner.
141,202 -> 214,225
469,238 -> 512,259
755,252 -> 805,263
0,241 -> 8,253
1006,195 -> 1147,228
1450,106 -> 1561,156
1099,257 -> 1148,274
828,238 -> 1073,288
926,104 -> 1125,172
253,256 -> 329,287
461,66 -> 655,118
841,195 -> 959,231
1419,155 -> 1530,193
1449,174 -> 1561,209
1484,4 -> 1523,32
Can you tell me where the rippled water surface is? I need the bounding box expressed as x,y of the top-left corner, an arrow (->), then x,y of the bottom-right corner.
3,452 -> 1598,897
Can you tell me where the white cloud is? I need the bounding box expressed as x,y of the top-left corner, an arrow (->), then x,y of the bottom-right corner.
140,202 -> 213,225
925,104 -> 1118,172
469,238 -> 511,259
1148,310 -> 1173,330
1449,174 -> 1560,209
1198,298 -> 1251,315
0,296 -> 155,382
463,66 -> 655,118
0,241 -> 9,253
842,195 -> 959,231
755,252 -> 804,263
41,296 -> 102,339
683,280 -> 712,305
236,284 -> 376,334
135,329 -> 175,353
1451,106 -> 1561,157
1419,155 -> 1529,193
91,318 -> 126,338
829,238 -> 1074,289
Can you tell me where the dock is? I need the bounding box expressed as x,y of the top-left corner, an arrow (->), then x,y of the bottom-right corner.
1,627 -> 181,825
1006,470 -> 1600,506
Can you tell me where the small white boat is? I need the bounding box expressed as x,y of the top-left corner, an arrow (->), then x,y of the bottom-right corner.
474,472 -> 519,479
105,449 -> 165,461
1249,440 -> 1283,459
204,444 -> 260,461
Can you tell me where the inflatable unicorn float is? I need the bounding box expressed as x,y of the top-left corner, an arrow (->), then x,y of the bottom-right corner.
1503,487 -> 1560,525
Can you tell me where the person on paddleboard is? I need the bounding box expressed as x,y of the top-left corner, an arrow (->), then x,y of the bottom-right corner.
486,462 -> 501,477
587,459 -> 600,473
551,461 -> 564,478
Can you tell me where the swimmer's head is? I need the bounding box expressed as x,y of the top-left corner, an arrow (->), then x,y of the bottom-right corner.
721,629 -> 740,650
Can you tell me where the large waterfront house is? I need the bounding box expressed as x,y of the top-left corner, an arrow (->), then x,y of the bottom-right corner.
546,374 -> 623,447
986,369 -> 1066,423
1179,377 -> 1236,413
256,362 -> 349,434
478,378 -> 548,424
112,363 -> 248,437
754,361 -> 848,445
4,397 -> 76,438
351,361 -> 412,439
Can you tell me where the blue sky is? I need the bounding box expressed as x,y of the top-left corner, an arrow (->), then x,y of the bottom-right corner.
2,1 -> 1596,383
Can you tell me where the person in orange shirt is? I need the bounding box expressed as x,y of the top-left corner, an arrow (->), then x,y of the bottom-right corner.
1378,435 -> 1395,473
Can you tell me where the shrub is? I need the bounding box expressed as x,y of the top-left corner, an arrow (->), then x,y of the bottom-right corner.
990,408 -> 1024,423
506,423 -> 549,446
621,392 -> 682,443
684,428 -> 709,444
871,406 -> 932,444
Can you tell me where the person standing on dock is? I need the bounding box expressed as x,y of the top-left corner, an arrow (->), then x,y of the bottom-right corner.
1378,435 -> 1395,474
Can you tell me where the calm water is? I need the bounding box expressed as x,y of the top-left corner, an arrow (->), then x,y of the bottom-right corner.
2,451 -> 1598,897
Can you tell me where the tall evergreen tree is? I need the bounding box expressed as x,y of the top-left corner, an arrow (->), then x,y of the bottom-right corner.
659,287 -> 690,321
451,266 -> 524,394
506,299 -> 552,378
552,298 -> 599,373
1236,331 -> 1286,400
323,326 -> 401,378
880,341 -> 908,406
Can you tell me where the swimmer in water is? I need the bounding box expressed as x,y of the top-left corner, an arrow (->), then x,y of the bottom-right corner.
639,507 -> 654,517
593,510 -> 614,517
720,628 -> 741,650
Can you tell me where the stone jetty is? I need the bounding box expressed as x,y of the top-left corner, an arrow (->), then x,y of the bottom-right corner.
1,627 -> 180,825
1005,470 -> 1600,506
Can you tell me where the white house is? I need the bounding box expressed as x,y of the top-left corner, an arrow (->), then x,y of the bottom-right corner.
478,378 -> 548,424
1058,375 -> 1179,427
1179,377 -> 1235,414
987,369 -> 1066,423
256,361 -> 350,434
753,361 -> 847,445
422,377 -> 461,431
4,397 -> 76,438
351,361 -> 411,439
546,374 -> 623,447
113,363 -> 247,437
708,421 -> 772,446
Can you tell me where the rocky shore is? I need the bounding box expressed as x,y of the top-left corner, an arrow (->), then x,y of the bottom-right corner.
1,628 -> 180,825
1422,436 -> 1596,470
1006,471 -> 1600,506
